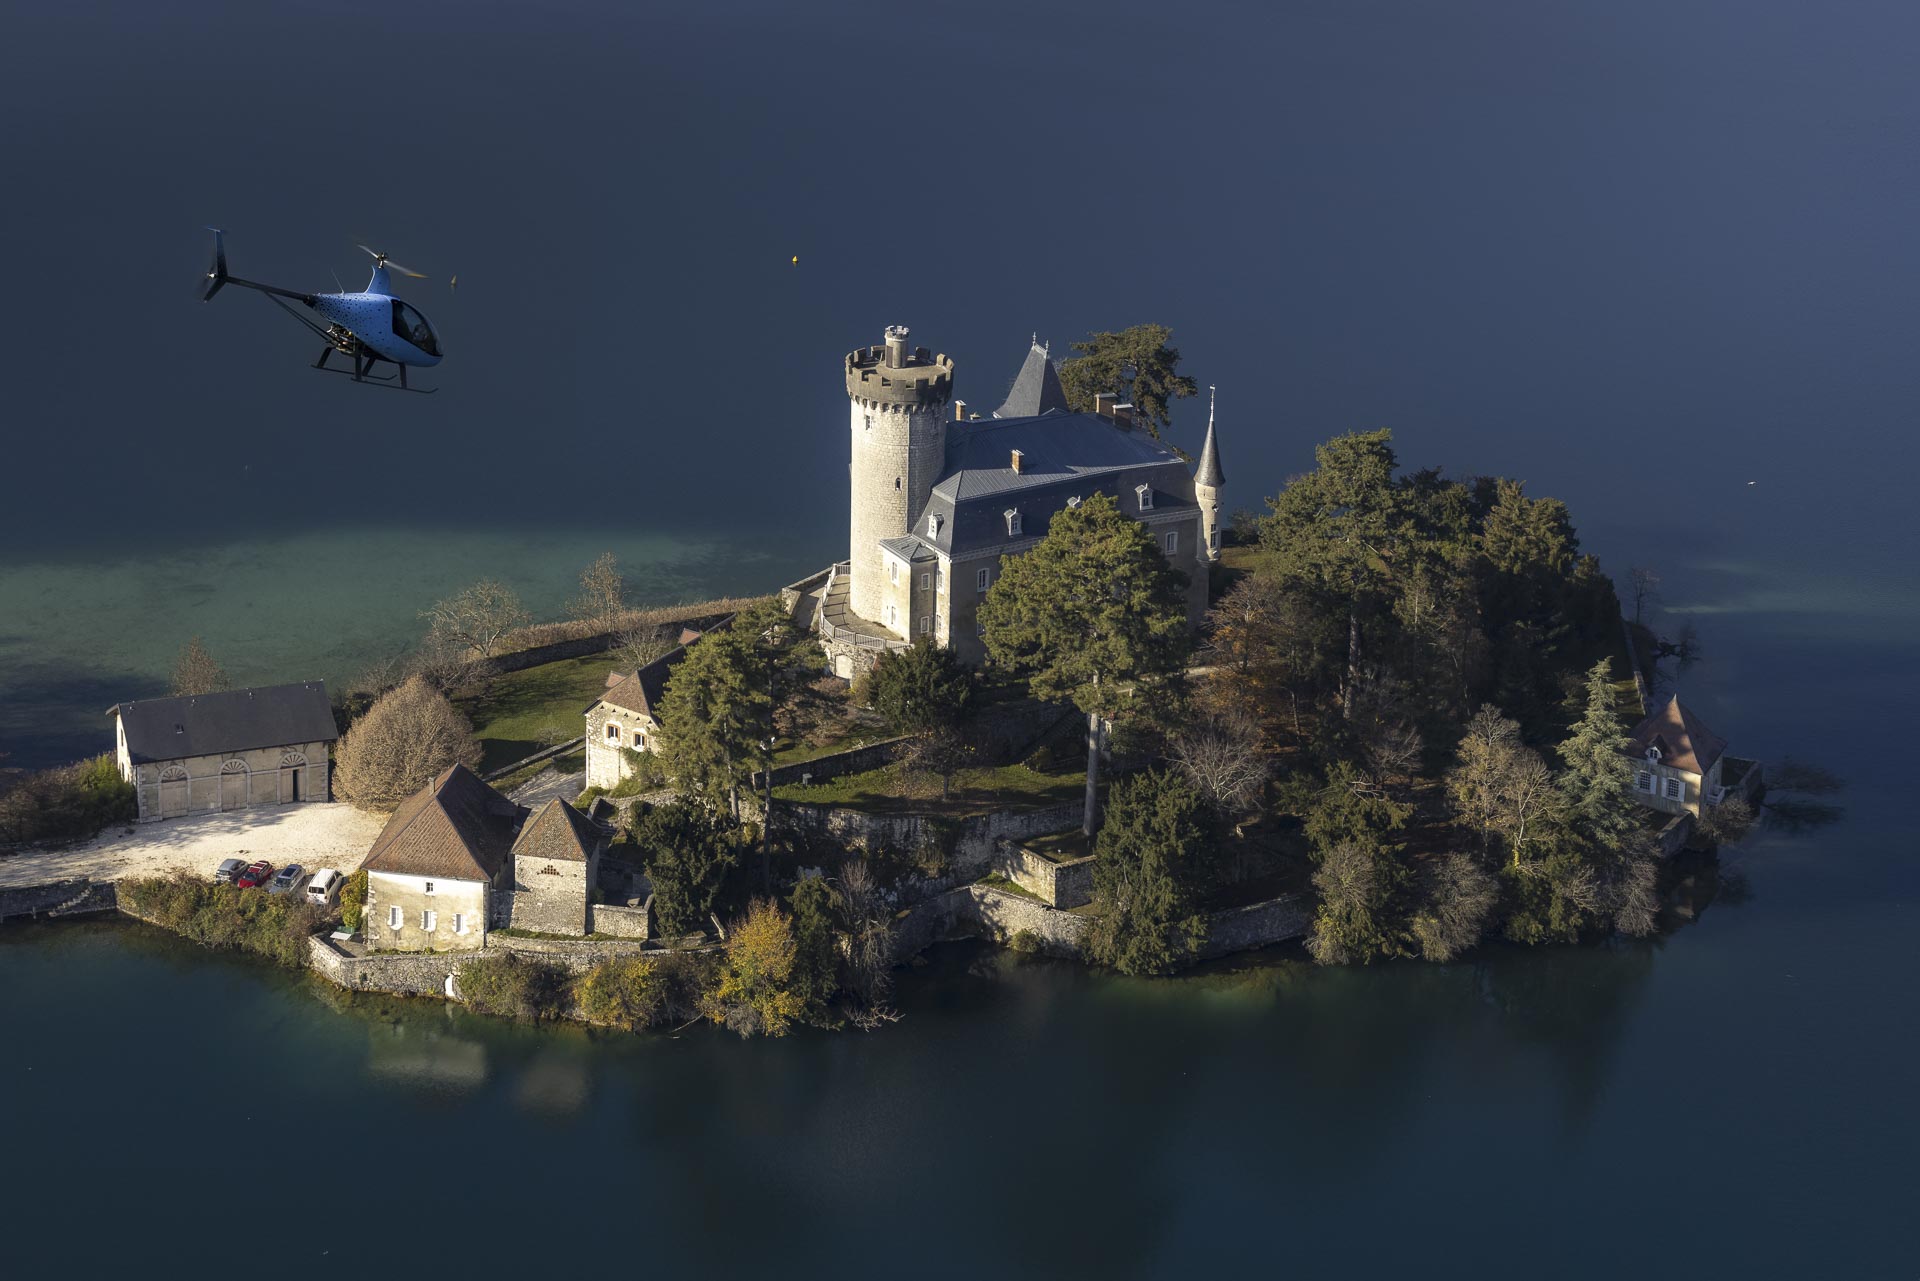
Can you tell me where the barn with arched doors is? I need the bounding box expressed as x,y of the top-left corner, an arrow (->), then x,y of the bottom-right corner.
107,682 -> 339,823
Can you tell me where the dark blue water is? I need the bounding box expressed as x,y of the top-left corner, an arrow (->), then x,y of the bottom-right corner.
2,3 -> 1914,1273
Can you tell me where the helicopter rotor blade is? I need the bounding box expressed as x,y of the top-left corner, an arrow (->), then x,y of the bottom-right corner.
386,261 -> 428,279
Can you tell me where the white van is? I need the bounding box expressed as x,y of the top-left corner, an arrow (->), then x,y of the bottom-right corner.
306,868 -> 343,908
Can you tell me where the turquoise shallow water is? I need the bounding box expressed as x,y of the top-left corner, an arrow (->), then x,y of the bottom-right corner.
0,524 -> 812,768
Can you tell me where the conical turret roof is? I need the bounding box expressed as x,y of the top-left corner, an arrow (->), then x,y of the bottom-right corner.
1195,395 -> 1225,487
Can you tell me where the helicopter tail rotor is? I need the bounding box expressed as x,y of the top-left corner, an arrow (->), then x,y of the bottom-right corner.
200,227 -> 229,301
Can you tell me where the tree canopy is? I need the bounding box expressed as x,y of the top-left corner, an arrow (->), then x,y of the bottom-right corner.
1083,770 -> 1214,975
334,675 -> 482,809
170,637 -> 230,697
1056,324 -> 1199,440
630,799 -> 739,937
866,639 -> 973,738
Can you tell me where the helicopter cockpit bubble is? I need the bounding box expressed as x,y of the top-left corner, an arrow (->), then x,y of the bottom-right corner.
391,299 -> 441,358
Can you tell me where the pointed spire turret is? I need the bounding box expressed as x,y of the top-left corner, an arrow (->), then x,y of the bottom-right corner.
1195,385 -> 1226,487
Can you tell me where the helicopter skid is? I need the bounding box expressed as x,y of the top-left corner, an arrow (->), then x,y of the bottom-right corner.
311,364 -> 437,394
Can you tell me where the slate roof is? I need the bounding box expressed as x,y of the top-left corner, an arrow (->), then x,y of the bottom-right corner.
511,798 -> 603,864
108,681 -> 338,765
362,764 -> 526,883
1195,414 -> 1226,487
1628,695 -> 1728,775
879,535 -> 938,563
993,341 -> 1071,419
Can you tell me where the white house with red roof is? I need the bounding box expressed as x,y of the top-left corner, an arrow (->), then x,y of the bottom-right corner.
1627,695 -> 1734,818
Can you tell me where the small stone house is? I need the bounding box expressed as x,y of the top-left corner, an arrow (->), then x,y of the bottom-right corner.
107,681 -> 338,823
1627,695 -> 1729,818
583,619 -> 731,791
506,798 -> 608,936
362,764 -> 526,953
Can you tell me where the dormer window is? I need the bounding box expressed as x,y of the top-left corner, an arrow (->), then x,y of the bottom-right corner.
1005,508 -> 1022,537
1135,484 -> 1154,511
1644,746 -> 1662,762
1066,495 -> 1082,509
928,512 -> 943,537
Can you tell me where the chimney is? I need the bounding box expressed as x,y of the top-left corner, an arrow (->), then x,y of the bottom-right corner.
884,324 -> 911,368
1113,401 -> 1135,430
1094,392 -> 1116,419
954,399 -> 968,422
1010,449 -> 1025,473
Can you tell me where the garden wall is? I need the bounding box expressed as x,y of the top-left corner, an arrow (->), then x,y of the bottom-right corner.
1196,896 -> 1310,959
896,885 -> 1309,965
772,801 -> 1082,882
994,840 -> 1095,909
589,901 -> 650,939
0,878 -> 118,921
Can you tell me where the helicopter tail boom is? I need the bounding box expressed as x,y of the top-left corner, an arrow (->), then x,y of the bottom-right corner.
201,227 -> 229,301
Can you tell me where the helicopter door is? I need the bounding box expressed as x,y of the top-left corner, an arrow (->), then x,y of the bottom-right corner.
391,300 -> 441,357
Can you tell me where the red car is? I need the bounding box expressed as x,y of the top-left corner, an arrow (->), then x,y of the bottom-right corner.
234,860 -> 275,889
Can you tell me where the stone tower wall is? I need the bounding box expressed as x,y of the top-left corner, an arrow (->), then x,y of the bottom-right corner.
1196,480 -> 1222,564
846,330 -> 953,625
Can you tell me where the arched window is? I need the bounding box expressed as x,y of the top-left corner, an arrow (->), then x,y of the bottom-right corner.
221,760 -> 247,774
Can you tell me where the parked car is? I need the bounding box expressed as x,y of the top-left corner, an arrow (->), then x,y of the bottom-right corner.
305,868 -> 343,908
234,860 -> 275,889
214,858 -> 246,884
267,864 -> 305,895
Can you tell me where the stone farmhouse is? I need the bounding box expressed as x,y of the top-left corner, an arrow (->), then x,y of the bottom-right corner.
361,764 -> 609,952
795,327 -> 1227,677
107,681 -> 337,822
1627,694 -> 1755,819
583,620 -> 731,791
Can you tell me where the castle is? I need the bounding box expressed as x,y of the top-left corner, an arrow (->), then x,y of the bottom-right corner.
797,326 -> 1226,677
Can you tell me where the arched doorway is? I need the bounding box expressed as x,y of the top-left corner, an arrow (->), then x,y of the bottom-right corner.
279,752 -> 308,804
159,765 -> 189,819
219,760 -> 249,811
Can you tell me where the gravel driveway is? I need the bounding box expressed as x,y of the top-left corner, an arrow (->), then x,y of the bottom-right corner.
0,803 -> 388,887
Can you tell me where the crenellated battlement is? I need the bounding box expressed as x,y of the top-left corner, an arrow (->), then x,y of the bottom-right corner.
845,332 -> 955,410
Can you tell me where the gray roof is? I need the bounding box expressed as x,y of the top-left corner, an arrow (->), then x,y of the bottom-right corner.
994,341 -> 1071,419
914,412 -> 1198,560
109,681 -> 338,765
1196,414 -> 1226,487
878,535 -> 937,563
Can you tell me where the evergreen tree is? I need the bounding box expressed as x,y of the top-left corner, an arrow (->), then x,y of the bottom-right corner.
786,874 -> 842,1022
979,491 -> 1190,833
633,800 -> 738,937
1083,770 -> 1214,975
866,639 -> 973,738
1306,838 -> 1410,965
1055,323 -> 1199,439
1558,660 -> 1640,844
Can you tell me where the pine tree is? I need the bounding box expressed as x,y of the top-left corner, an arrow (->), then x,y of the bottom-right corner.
1083,770 -> 1214,975
978,491 -> 1190,833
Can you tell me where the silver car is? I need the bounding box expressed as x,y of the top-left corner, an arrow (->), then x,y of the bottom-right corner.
214,857 -> 246,884
267,864 -> 305,895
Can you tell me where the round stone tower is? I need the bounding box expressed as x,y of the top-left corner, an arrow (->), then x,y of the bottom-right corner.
845,326 -> 955,625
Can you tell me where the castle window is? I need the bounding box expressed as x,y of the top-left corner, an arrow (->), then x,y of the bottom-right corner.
864,414 -> 873,432
1005,509 -> 1022,537
1663,777 -> 1684,801
1636,771 -> 1655,793
633,729 -> 646,748
928,513 -> 943,537
422,909 -> 437,933
888,561 -> 898,585
605,723 -> 620,741
453,914 -> 467,935
921,573 -> 931,591
976,568 -> 990,592
389,906 -> 402,930
1209,529 -> 1219,552
1164,531 -> 1178,555
1136,484 -> 1154,511
919,616 -> 931,635
895,477 -> 901,490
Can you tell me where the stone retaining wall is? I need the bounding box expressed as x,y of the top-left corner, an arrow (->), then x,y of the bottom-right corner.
589,902 -> 650,939
773,801 -> 1081,882
752,736 -> 911,792
896,884 -> 1307,966
486,932 -> 655,962
994,840 -> 1095,909
1197,895 -> 1310,959
0,878 -> 119,921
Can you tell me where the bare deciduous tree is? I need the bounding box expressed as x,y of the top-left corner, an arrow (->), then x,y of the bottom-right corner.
835,861 -> 899,1030
1168,702 -> 1269,814
1409,853 -> 1498,962
1626,566 -> 1661,625
421,580 -> 529,664
571,552 -> 626,634
1447,705 -> 1560,865
170,637 -> 230,697
615,621 -> 674,672
334,675 -> 483,809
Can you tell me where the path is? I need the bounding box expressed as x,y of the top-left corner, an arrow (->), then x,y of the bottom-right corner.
0,803 -> 387,887
508,768 -> 585,808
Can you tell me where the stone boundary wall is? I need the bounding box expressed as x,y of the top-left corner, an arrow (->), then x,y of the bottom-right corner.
773,801 -> 1081,883
896,885 -> 1308,966
490,611 -> 738,675
753,736 -> 911,792
589,902 -> 650,939
486,932 -> 654,962
0,879 -> 119,921
994,840 -> 1095,909
1197,895 -> 1310,960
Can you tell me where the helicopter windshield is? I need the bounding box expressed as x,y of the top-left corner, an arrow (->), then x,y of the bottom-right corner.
391,300 -> 441,357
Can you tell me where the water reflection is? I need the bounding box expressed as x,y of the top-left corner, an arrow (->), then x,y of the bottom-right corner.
365,1014 -> 489,1093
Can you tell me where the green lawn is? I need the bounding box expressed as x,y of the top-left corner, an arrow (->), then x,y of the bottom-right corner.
1023,828 -> 1092,862
454,654 -> 622,773
773,761 -> 1087,816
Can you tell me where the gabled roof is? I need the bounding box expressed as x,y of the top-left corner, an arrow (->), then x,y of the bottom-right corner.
1628,695 -> 1728,775
108,682 -> 338,765
362,764 -> 526,883
511,798 -> 604,865
993,340 -> 1071,419
590,614 -> 735,719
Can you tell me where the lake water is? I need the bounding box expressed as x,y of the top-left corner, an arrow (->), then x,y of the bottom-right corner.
2,1 -> 1915,1273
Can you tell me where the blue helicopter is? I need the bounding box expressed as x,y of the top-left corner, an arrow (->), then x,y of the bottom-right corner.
199,229 -> 443,392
